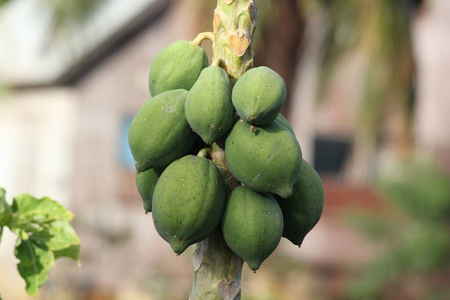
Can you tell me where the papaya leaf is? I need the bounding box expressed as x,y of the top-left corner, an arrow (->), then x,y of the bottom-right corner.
15,239 -> 55,297
11,194 -> 73,224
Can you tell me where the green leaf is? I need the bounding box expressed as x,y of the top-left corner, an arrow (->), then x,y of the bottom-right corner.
11,194 -> 73,224
0,187 -> 6,205
0,187 -> 14,231
53,244 -> 81,265
1,189 -> 80,297
15,239 -> 55,297
0,187 -> 11,215
31,221 -> 81,264
46,222 -> 80,251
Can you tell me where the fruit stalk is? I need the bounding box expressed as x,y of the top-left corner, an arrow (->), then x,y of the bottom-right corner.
189,1 -> 256,299
212,0 -> 257,83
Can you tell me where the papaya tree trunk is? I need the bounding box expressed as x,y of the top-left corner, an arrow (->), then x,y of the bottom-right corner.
189,1 -> 257,299
189,229 -> 244,300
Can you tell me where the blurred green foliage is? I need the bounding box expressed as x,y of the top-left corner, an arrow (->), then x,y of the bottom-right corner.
317,0 -> 415,139
346,160 -> 450,299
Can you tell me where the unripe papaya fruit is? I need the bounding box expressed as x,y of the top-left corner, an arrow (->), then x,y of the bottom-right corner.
152,155 -> 226,254
185,66 -> 235,144
275,114 -> 294,134
275,160 -> 324,246
232,66 -> 287,125
222,186 -> 283,271
135,168 -> 162,213
149,40 -> 209,96
128,89 -> 196,172
225,120 -> 302,198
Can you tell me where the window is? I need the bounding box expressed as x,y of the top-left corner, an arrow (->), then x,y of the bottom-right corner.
120,117 -> 135,170
313,136 -> 351,175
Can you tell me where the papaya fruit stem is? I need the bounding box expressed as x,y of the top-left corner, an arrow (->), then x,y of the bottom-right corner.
211,58 -> 220,67
190,1 -> 257,299
193,31 -> 215,46
197,148 -> 212,158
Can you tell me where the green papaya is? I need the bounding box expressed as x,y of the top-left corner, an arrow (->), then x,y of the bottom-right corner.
135,168 -> 162,213
275,114 -> 294,134
225,120 -> 302,198
152,155 -> 226,254
185,66 -> 235,144
128,89 -> 196,172
222,186 -> 283,271
275,160 -> 324,246
149,40 -> 209,96
232,66 -> 287,125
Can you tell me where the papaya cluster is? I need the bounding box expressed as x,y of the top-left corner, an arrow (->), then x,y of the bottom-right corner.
129,39 -> 324,271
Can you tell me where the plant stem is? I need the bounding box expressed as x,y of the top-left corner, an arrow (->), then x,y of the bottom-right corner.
212,0 -> 257,83
189,230 -> 243,300
193,32 -> 215,46
189,1 -> 257,299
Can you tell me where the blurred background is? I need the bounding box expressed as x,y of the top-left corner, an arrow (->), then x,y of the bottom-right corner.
1,0 -> 450,299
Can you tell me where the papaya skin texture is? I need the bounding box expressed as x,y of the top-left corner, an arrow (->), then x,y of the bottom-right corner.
152,155 -> 226,255
185,66 -> 235,144
275,114 -> 294,134
221,186 -> 283,271
135,168 -> 162,213
128,89 -> 196,172
149,40 -> 209,97
276,159 -> 324,246
232,66 -> 287,125
225,120 -> 302,198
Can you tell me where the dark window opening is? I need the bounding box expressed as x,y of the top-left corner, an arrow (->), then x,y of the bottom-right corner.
120,116 -> 135,170
313,137 -> 351,175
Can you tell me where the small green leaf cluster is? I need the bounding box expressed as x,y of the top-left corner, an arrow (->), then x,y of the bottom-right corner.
0,188 -> 80,297
129,38 -> 324,271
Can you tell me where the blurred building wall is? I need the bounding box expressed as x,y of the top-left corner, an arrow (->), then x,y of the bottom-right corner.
413,0 -> 450,170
